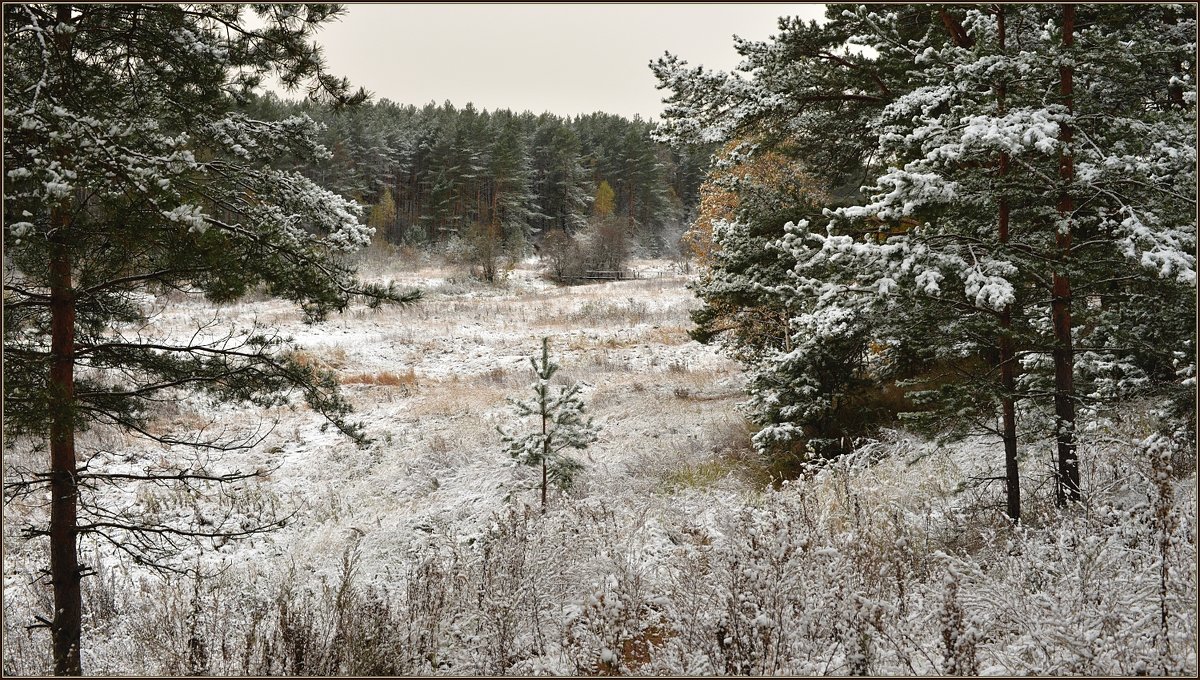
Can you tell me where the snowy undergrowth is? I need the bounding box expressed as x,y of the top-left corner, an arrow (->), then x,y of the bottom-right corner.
3,260 -> 1195,676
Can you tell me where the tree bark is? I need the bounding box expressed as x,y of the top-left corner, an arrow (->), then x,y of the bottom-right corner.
938,8 -> 976,48
1053,3 -> 1080,505
995,5 -> 1021,523
48,207 -> 82,676
46,7 -> 83,672
541,405 -> 548,510
1000,307 -> 1020,520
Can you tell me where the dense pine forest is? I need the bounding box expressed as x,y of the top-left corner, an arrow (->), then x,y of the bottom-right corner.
249,95 -> 712,257
3,3 -> 1196,677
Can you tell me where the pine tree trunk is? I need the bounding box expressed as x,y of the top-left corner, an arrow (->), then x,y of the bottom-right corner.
1053,3 -> 1080,505
996,6 -> 1021,523
1000,306 -> 1020,520
938,8 -> 975,47
541,409 -> 549,510
49,208 -> 82,676
47,7 -> 83,673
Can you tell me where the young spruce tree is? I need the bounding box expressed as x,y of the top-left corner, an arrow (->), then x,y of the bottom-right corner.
500,337 -> 599,509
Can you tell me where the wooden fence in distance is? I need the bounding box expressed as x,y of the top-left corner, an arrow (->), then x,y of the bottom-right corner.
570,269 -> 668,282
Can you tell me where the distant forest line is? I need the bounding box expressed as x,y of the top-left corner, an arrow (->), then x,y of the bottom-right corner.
244,94 -> 715,256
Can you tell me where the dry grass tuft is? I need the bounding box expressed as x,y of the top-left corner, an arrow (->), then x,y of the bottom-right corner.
340,368 -> 417,387
566,334 -> 626,351
481,366 -> 511,385
290,347 -> 348,371
645,325 -> 691,346
584,349 -> 631,373
407,382 -> 508,417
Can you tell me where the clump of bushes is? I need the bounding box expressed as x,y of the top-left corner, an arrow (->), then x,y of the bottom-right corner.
538,218 -> 633,284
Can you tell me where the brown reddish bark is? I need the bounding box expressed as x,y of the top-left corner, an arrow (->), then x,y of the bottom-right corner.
1053,4 -> 1080,505
492,181 -> 500,226
47,6 -> 83,673
939,8 -> 976,48
995,6 -> 1021,523
48,207 -> 82,676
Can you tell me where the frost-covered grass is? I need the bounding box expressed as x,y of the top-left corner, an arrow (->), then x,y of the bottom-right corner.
2,258 -> 1195,676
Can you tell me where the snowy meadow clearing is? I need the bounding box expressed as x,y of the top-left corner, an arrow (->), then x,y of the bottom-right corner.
5,3 -> 1196,677
4,256 -> 1196,676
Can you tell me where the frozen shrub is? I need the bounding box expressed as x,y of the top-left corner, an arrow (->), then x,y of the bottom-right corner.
541,230 -> 586,282
939,569 -> 979,676
564,563 -> 668,675
3,406 -> 1193,676
398,550 -> 462,672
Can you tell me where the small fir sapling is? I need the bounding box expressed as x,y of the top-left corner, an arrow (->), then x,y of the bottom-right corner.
500,337 -> 599,508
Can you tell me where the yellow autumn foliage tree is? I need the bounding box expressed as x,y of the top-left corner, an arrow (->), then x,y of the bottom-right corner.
369,187 -> 397,247
593,179 -> 616,219
682,140 -> 827,271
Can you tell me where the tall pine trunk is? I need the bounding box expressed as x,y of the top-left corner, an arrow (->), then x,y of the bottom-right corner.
541,393 -> 549,510
1053,3 -> 1080,505
48,208 -> 82,676
993,3 -> 1022,520
995,6 -> 1021,523
46,8 -> 83,672
940,7 -> 1020,521
1000,306 -> 1020,519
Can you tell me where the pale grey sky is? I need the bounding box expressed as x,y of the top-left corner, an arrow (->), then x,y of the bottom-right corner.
301,3 -> 827,120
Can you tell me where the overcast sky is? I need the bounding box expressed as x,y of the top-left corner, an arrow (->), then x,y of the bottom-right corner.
299,3 -> 827,120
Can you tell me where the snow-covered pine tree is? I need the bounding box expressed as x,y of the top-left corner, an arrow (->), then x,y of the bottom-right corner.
500,338 -> 599,509
2,4 -> 418,674
531,120 -> 592,234
827,3 -> 1196,506
680,142 -> 902,465
654,4 -> 1196,511
488,114 -> 539,246
1047,3 -> 1197,437
652,6 -> 948,468
814,4 -> 1062,517
457,114 -> 538,282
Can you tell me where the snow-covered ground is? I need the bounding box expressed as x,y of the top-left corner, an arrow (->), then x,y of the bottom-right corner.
3,258 -> 1196,676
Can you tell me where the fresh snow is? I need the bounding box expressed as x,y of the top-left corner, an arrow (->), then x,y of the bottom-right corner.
2,257 -> 1195,676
